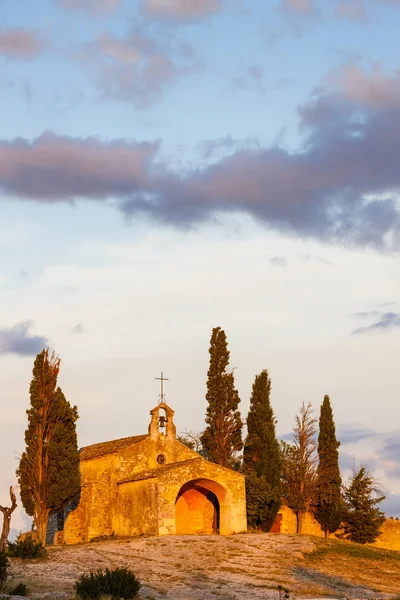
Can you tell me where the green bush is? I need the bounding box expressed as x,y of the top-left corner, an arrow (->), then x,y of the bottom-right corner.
0,552 -> 8,590
10,582 -> 29,596
7,535 -> 46,559
75,568 -> 141,600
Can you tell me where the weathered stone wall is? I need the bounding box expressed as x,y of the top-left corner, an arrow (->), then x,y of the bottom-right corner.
278,505 -> 400,551
115,480 -> 158,537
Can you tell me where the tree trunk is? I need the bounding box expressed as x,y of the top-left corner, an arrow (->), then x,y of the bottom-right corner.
35,506 -> 50,546
0,487 -> 17,552
296,511 -> 304,534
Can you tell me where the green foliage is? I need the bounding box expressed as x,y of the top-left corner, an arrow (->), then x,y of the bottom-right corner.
7,534 -> 46,559
200,327 -> 243,468
0,552 -> 8,590
75,568 -> 141,600
342,466 -> 385,544
17,349 -> 80,543
315,395 -> 342,536
243,370 -> 282,531
245,472 -> 279,531
10,583 -> 29,596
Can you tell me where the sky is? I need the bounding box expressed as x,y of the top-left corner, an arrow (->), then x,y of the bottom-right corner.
1,0 -> 400,534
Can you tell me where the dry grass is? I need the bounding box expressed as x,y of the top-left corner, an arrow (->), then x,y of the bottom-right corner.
6,534 -> 400,600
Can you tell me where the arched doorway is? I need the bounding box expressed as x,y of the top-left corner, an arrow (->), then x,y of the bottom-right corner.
175,479 -> 228,535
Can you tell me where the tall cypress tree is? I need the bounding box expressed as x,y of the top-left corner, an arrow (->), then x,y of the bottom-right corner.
243,370 -> 282,531
17,350 -> 80,545
315,395 -> 342,536
200,327 -> 243,468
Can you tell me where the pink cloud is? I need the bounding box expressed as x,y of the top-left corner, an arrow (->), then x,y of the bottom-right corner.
57,0 -> 120,12
0,29 -> 47,59
336,0 -> 368,22
141,0 -> 221,21
280,0 -> 314,14
80,31 -> 199,107
328,63 -> 400,109
0,132 -> 158,200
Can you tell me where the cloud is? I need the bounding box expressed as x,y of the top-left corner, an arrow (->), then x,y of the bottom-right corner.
352,312 -> 400,334
57,0 -> 120,12
270,256 -> 289,267
326,63 -> 400,110
72,323 -> 84,334
232,66 -> 265,91
0,322 -> 49,356
375,432 -> 400,480
336,0 -> 368,22
140,0 -> 221,21
80,31 -> 198,106
4,63 -> 400,249
338,424 -> 378,445
0,131 -> 158,201
0,29 -> 47,59
381,494 -> 400,518
279,0 -> 315,14
353,310 -> 381,318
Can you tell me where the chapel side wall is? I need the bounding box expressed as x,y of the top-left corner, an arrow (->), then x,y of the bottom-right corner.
115,480 -> 158,537
64,454 -> 119,544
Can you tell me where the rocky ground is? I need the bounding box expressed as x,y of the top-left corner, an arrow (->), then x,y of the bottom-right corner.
6,534 -> 400,600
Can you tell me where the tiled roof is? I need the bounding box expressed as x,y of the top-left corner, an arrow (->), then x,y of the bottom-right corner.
80,434 -> 147,461
117,458 -> 202,484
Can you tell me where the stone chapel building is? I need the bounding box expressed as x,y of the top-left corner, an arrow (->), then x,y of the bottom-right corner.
47,402 -> 247,545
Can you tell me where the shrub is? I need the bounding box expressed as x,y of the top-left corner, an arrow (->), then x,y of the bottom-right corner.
75,568 -> 141,600
7,534 -> 46,559
10,582 -> 29,596
0,552 -> 8,590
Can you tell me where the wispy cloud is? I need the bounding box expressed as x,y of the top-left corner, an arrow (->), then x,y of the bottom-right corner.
140,0 -> 222,22
353,312 -> 400,334
232,66 -> 265,91
0,29 -> 47,59
56,0 -> 120,13
279,0 -> 315,14
80,30 -> 199,106
270,256 -> 289,267
336,0 -> 368,22
0,322 -> 48,356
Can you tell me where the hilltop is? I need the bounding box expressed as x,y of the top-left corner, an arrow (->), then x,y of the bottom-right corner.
7,533 -> 400,600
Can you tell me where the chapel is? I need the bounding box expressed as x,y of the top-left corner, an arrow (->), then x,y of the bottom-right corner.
46,401 -> 247,545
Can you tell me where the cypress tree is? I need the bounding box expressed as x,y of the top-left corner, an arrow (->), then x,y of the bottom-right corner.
200,327 -> 243,468
243,370 -> 282,531
342,466 -> 385,544
17,350 -> 80,545
315,395 -> 342,536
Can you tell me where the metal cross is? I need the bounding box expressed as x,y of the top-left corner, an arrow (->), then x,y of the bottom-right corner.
155,372 -> 169,404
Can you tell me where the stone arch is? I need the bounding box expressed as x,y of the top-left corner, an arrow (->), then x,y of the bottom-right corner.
175,478 -> 231,535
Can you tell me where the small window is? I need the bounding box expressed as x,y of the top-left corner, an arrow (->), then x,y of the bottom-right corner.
157,454 -> 166,465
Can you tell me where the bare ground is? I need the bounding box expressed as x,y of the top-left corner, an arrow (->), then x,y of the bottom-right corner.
7,534 -> 400,600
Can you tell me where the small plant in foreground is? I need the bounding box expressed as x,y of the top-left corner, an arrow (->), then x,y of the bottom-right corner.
0,552 -> 8,590
277,584 -> 290,599
7,534 -> 46,559
75,568 -> 141,600
10,582 -> 29,596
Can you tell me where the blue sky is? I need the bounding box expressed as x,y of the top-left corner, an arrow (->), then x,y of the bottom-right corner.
1,0 -> 400,530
